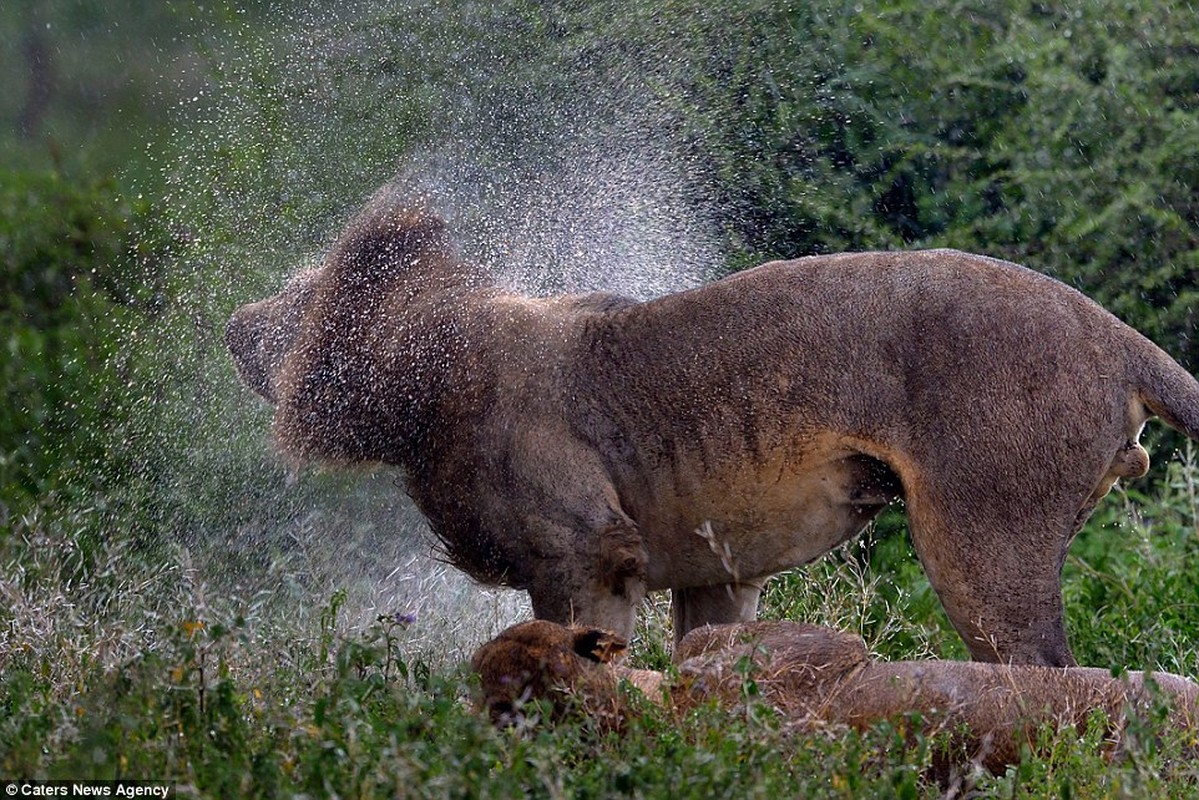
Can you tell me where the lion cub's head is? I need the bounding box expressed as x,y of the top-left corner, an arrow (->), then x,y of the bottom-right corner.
471,620 -> 628,729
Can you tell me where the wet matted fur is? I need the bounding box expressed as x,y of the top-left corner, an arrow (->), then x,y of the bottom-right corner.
227,187 -> 1199,665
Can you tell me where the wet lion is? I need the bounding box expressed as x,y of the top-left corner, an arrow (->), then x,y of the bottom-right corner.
226,187 -> 1199,666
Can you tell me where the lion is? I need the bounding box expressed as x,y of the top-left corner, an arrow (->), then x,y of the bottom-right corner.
226,186 -> 1199,666
472,619 -> 1199,774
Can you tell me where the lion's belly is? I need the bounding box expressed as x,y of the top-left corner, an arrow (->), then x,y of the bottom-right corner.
635,450 -> 898,590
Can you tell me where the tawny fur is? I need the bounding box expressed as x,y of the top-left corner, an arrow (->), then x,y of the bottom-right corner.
472,620 -> 1199,774
470,619 -> 628,729
227,187 -> 1199,666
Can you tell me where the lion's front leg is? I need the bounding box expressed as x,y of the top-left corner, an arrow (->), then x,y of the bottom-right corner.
496,428 -> 648,640
671,580 -> 766,645
526,516 -> 648,643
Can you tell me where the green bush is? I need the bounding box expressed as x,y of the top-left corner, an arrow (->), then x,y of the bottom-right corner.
1064,447 -> 1199,672
654,0 -> 1199,368
0,170 -> 144,510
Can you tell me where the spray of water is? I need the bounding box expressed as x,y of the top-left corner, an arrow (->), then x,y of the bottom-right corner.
136,0 -> 731,660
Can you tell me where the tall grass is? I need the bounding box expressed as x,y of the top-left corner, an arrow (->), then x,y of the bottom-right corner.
3,454 -> 1199,797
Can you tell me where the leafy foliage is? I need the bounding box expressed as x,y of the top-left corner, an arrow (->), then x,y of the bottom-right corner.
571,0 -> 1199,371
0,170 -> 153,511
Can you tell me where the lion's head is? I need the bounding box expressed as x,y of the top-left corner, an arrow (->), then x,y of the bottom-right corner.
225,191 -> 464,464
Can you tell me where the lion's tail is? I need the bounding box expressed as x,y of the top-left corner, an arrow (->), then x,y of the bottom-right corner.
1131,336 -> 1199,443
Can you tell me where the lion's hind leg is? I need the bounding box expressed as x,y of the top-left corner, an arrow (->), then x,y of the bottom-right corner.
902,482 -> 1080,667
891,413 -> 1150,668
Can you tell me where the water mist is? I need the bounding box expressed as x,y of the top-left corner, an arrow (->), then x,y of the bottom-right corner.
143,0 -> 728,662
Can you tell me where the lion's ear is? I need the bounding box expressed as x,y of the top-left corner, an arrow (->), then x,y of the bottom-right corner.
572,628 -> 627,663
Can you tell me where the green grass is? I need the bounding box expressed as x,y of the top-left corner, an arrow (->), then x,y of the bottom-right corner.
4,455 -> 1199,797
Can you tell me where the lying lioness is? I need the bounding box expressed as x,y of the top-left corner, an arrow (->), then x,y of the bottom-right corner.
226,186 -> 1199,665
472,620 -> 1199,774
